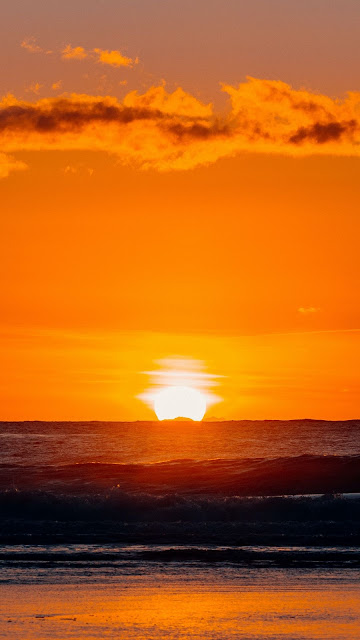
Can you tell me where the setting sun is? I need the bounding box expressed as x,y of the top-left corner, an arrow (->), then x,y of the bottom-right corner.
154,386 -> 207,421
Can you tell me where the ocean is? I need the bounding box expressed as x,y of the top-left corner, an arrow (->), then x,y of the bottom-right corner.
0,419 -> 359,638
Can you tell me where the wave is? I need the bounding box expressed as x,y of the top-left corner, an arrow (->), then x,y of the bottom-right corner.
1,455 -> 359,546
1,454 -> 359,496
1,491 -> 359,547
1,489 -> 359,546
0,545 -> 359,568
1,487 -> 359,521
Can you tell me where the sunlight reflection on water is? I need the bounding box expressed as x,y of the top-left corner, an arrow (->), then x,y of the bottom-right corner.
0,567 -> 359,639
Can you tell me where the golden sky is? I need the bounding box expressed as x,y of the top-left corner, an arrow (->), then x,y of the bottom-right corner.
1,1 -> 360,419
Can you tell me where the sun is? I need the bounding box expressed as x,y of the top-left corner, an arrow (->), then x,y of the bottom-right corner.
154,386 -> 207,421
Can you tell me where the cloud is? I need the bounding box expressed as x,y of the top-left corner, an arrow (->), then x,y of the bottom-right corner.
2,78 -> 360,173
25,82 -> 43,95
93,48 -> 136,67
289,121 -> 357,144
0,153 -> 27,179
61,45 -> 137,67
62,45 -> 87,60
63,164 -> 94,176
23,40 -> 137,66
52,81 -> 62,91
123,86 -> 212,118
21,37 -> 43,54
21,37 -> 52,55
298,307 -> 321,314
139,357 -> 221,410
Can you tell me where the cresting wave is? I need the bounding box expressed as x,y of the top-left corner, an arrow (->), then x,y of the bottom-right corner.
1,454 -> 359,496
1,455 -> 359,546
1,491 -> 359,547
1,488 -> 359,522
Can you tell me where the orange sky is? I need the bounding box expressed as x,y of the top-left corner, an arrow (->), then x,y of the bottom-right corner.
1,1 -> 360,419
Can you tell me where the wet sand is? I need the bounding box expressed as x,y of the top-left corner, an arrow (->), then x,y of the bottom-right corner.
1,568 -> 359,639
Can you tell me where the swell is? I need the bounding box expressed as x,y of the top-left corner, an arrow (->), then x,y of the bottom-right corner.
1,454 -> 359,496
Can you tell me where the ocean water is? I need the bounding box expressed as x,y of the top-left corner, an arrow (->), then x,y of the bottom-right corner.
0,420 -> 359,545
1,419 -> 359,466
0,420 -> 359,638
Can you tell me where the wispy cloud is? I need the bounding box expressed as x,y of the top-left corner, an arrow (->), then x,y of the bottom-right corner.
21,37 -> 52,55
93,48 -> 137,67
61,45 -> 137,67
298,307 -> 321,314
25,82 -> 43,95
63,164 -> 94,176
2,77 -> 360,174
0,152 -> 27,179
61,45 -> 87,60
139,357 -> 222,410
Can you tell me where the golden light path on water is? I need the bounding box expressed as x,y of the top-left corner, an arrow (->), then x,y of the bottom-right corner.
1,573 -> 359,639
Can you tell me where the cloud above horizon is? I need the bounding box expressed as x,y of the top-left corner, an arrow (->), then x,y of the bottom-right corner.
61,45 -> 136,67
298,307 -> 321,314
21,37 -> 52,55
0,152 -> 27,179
2,77 -> 360,176
21,39 -> 137,67
61,45 -> 88,61
93,48 -> 137,67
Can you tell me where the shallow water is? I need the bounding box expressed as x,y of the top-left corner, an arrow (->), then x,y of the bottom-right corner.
1,565 -> 359,639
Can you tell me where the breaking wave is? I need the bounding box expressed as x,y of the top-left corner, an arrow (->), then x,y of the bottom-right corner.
1,487 -> 359,523
1,455 -> 359,546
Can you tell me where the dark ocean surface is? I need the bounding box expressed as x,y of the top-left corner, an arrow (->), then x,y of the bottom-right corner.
0,420 -> 359,549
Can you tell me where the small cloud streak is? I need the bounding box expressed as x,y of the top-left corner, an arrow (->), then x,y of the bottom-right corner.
63,164 -> 94,176
52,81 -> 62,91
25,82 -> 43,95
0,153 -> 27,179
21,37 -> 52,55
62,45 -> 87,60
93,48 -> 136,67
21,37 -> 43,54
298,307 -> 321,314
3,77 -> 360,174
61,45 -> 137,67
139,357 -> 222,413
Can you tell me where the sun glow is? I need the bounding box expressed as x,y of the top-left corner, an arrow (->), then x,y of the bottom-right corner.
139,357 -> 221,421
154,385 -> 207,421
